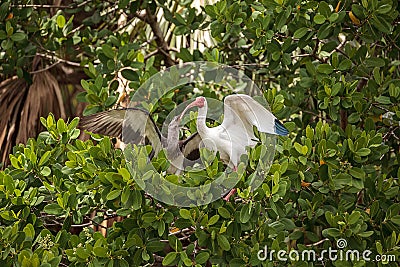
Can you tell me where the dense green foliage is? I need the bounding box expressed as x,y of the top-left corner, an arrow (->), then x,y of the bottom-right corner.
1,0 -> 400,266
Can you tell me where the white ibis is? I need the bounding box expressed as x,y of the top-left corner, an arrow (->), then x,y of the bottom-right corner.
79,108 -> 201,173
182,94 -> 288,200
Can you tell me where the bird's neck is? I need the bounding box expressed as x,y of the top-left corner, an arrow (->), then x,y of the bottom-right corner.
197,103 -> 209,137
166,128 -> 180,156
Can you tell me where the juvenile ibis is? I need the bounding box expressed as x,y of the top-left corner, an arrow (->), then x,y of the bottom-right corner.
79,108 -> 201,173
182,94 -> 288,200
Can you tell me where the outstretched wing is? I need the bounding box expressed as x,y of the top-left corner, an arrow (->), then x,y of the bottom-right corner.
221,94 -> 288,136
80,109 -> 125,138
79,108 -> 163,154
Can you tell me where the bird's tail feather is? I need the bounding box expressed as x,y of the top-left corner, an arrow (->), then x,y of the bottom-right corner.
275,119 -> 289,136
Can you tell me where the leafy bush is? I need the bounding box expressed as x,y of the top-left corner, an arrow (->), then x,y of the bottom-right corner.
1,0 -> 400,266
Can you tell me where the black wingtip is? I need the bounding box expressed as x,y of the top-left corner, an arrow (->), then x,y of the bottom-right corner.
275,119 -> 289,136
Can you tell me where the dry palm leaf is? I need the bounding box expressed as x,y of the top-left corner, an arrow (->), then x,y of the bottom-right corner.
0,70 -> 66,167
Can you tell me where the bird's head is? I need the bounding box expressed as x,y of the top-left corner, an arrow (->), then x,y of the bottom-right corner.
193,96 -> 205,108
178,96 -> 206,120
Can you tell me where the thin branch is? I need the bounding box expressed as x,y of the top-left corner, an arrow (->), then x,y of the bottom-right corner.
306,238 -> 329,247
11,4 -> 71,8
134,9 -> 175,66
302,110 -> 333,122
144,49 -> 160,60
83,215 -> 111,230
36,52 -> 85,67
11,1 -> 90,9
29,60 -> 61,74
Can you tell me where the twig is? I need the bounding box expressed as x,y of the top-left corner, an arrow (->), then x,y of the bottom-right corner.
134,9 -> 175,66
144,49 -> 160,60
11,4 -> 71,8
141,36 -> 158,48
11,1 -> 90,9
29,60 -> 61,74
36,52 -> 85,67
302,110 -> 332,122
306,238 -> 329,247
84,215 -> 113,230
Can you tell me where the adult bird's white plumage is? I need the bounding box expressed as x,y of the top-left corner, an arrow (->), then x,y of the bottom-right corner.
184,94 -> 288,168
182,94 -> 288,200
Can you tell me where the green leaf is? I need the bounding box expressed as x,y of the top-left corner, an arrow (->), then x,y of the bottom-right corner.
180,252 -> 192,266
358,231 -> 374,237
11,32 -> 26,42
0,2 -> 10,21
23,224 -> 35,240
158,221 -> 165,236
41,166 -> 51,176
81,79 -> 90,91
365,57 -> 385,68
322,228 -> 341,237
102,44 -> 114,58
317,24 -> 332,39
76,247 -> 90,259
195,252 -> 210,264
0,30 -> 7,40
38,151 -> 51,166
168,235 -> 182,252
44,204 -> 64,215
239,203 -> 252,223
162,252 -> 177,266
289,230 -> 303,240
376,242 -> 383,254
371,15 -> 391,33
218,207 -> 231,219
57,15 -> 66,28
118,168 -> 130,180
106,190 -> 121,200
179,209 -> 191,219
314,14 -> 326,24
118,0 -> 130,9
293,27 -> 308,39
376,3 -> 392,14
375,96 -> 391,104
132,190 -> 142,210
93,247 -> 108,257
217,235 -> 230,251
317,64 -> 334,74
294,142 -> 303,154
338,59 -> 352,70
147,241 -> 165,252
355,148 -> 371,157
390,215 -> 400,225
349,167 -> 365,180
318,1 -> 331,17
348,211 -> 361,225
121,69 -> 139,81
329,12 -> 339,22
348,113 -> 360,123
208,215 -> 220,226
352,4 -> 365,20
121,187 -> 130,204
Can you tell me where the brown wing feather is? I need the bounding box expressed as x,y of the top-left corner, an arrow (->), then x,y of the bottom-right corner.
79,109 -> 126,138
80,108 -> 163,154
